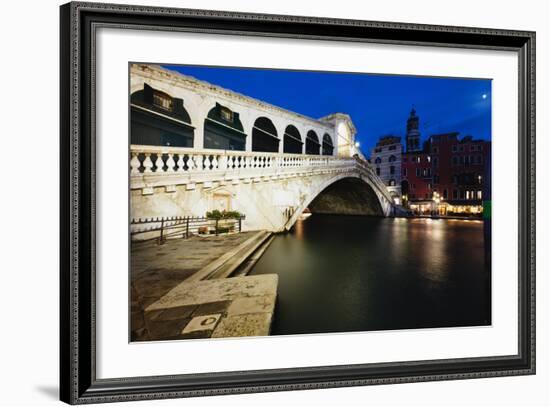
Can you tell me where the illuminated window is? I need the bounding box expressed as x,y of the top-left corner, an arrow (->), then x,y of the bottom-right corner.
478,175 -> 483,184
477,190 -> 483,199
220,107 -> 233,122
427,156 -> 431,163
153,90 -> 173,111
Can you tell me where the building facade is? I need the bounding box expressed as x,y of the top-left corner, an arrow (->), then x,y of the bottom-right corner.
369,108 -> 491,216
401,144 -> 433,203
401,132 -> 491,216
370,135 -> 403,205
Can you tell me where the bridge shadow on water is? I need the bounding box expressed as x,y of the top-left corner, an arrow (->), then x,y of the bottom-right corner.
249,214 -> 491,336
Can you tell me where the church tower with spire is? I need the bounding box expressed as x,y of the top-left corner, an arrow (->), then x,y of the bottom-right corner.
406,107 -> 421,152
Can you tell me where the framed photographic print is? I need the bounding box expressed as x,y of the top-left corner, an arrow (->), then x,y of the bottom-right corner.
60,1 -> 536,404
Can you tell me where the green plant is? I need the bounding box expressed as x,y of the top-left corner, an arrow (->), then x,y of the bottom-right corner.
206,210 -> 243,219
206,209 -> 223,219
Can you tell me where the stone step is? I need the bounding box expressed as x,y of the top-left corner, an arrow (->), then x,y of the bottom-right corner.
207,231 -> 273,279
232,235 -> 275,277
184,231 -> 270,282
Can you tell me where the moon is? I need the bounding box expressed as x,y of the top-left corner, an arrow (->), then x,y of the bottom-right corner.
482,93 -> 488,99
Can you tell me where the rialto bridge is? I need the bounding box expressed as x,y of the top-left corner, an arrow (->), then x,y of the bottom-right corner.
129,64 -> 396,232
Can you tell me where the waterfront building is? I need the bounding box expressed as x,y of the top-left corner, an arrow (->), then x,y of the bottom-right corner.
370,135 -> 403,205
428,132 -> 490,215
367,107 -> 491,216
401,132 -> 491,216
401,142 -> 433,205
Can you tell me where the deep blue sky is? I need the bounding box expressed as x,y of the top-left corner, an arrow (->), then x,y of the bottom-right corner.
163,64 -> 491,156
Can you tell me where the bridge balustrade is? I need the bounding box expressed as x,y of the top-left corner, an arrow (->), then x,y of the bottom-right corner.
130,145 -> 358,175
129,145 -> 394,208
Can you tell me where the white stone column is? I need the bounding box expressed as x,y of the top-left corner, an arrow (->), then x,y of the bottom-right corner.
191,101 -> 209,150
244,117 -> 253,153
193,117 -> 205,150
300,126 -> 308,155
276,123 -> 285,154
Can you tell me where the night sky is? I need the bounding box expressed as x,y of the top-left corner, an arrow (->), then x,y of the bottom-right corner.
162,64 -> 492,156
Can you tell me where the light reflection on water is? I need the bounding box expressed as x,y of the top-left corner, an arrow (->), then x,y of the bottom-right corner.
250,214 -> 491,336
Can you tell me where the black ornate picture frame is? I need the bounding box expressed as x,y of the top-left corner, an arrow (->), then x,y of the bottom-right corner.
60,2 -> 535,404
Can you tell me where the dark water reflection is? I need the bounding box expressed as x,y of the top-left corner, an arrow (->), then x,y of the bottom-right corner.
250,215 -> 491,335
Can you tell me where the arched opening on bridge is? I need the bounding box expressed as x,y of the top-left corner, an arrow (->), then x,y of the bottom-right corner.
204,103 -> 246,150
322,133 -> 334,156
130,83 -> 194,147
283,125 -> 303,154
252,117 -> 279,152
305,130 -> 321,155
307,177 -> 384,216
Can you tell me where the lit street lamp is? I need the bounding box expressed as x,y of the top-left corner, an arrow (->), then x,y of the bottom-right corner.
432,191 -> 441,217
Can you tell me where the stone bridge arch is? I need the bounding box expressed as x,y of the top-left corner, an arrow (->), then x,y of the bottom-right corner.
284,173 -> 388,230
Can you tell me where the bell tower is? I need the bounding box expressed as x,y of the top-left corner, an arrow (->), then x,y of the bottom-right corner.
406,107 -> 421,152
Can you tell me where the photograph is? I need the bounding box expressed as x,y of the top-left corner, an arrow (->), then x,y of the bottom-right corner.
129,62 -> 492,342
56,2 -> 536,403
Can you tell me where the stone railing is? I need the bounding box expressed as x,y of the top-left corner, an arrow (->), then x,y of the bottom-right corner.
130,145 -> 353,174
129,145 -> 393,203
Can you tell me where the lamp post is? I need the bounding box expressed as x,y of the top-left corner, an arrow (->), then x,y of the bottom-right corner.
432,191 -> 440,217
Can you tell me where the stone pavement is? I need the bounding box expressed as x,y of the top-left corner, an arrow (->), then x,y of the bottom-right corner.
141,274 -> 278,341
130,232 -> 278,341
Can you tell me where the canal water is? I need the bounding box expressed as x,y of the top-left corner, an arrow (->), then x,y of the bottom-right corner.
249,215 -> 491,336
